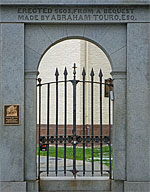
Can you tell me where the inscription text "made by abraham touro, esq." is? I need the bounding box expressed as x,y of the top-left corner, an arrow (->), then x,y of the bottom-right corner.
17,7 -> 136,22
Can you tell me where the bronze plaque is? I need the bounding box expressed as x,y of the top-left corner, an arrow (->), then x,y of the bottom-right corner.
3,105 -> 20,125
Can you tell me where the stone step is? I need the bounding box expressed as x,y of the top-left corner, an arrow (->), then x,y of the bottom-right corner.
40,177 -> 111,192
40,190 -> 111,192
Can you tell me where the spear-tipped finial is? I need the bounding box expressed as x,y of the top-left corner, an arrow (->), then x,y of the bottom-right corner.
73,63 -> 77,79
99,69 -> 103,79
82,67 -> 86,76
90,68 -> 95,77
64,67 -> 68,76
37,78 -> 42,84
55,68 -> 59,76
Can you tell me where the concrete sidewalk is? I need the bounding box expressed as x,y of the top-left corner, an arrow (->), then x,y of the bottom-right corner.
38,156 -> 110,177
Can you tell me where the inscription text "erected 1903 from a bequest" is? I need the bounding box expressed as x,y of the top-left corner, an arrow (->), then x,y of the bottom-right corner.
17,7 -> 136,22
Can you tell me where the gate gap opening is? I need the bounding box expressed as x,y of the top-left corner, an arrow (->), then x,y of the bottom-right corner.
37,39 -> 113,179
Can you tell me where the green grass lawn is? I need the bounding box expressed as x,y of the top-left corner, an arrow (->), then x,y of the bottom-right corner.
37,145 -> 113,167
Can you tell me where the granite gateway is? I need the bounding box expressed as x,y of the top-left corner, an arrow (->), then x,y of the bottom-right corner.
0,0 -> 150,192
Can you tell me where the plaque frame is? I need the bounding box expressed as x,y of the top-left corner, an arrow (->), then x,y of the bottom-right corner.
3,104 -> 20,125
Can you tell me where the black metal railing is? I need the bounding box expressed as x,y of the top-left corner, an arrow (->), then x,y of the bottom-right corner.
37,64 -> 113,179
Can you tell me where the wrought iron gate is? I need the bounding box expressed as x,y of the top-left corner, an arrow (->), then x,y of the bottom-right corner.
37,64 -> 113,179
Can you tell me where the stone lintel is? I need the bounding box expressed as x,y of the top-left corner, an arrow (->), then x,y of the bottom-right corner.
1,5 -> 150,24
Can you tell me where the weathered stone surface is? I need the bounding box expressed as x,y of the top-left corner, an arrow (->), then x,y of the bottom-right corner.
0,23 -> 24,181
99,24 -> 126,71
66,24 -> 85,38
40,24 -> 68,44
40,178 -> 111,191
0,182 -> 26,192
84,24 -> 110,50
25,24 -> 126,73
40,190 -> 111,192
127,23 -> 150,182
112,180 -> 124,192
26,180 -> 39,192
25,24 -> 51,56
0,0 -> 149,5
0,24 -> 2,179
0,24 -> 2,40
24,72 -> 38,180
0,2 -> 150,192
112,73 -> 127,181
1,5 -> 150,23
110,46 -> 126,72
25,46 -> 41,72
100,25 -> 126,55
124,182 -> 150,192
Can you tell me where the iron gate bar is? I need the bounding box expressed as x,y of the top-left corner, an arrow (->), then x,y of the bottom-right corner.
47,83 -> 50,176
38,78 -> 42,179
99,69 -> 103,176
109,84 -> 112,179
40,80 -> 111,86
38,64 -> 113,178
82,68 -> 86,176
79,81 -> 109,85
55,68 -> 59,176
40,135 -> 110,144
72,63 -> 78,178
40,80 -> 70,86
90,68 -> 94,176
64,67 -> 68,176
40,169 -> 110,173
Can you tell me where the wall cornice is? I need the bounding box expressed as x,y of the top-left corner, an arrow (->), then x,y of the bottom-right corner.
0,0 -> 150,6
111,71 -> 127,79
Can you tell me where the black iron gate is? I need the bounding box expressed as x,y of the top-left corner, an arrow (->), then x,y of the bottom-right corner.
37,64 -> 113,179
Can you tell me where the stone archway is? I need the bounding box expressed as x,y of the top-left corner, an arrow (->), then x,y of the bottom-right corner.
25,24 -> 127,72
0,2 -> 149,192
24,24 -> 127,191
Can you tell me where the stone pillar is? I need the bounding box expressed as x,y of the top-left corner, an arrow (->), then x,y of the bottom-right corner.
25,71 -> 39,192
125,23 -> 150,191
111,71 -> 127,192
0,24 -> 26,191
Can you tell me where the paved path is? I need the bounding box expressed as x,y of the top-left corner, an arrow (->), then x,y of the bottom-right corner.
38,156 -> 110,178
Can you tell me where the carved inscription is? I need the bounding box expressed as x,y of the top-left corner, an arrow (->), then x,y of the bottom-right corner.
17,7 -> 136,22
